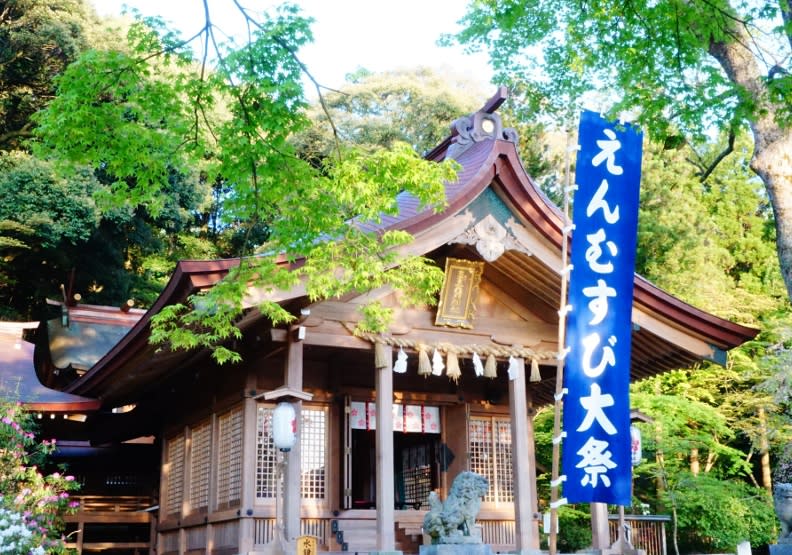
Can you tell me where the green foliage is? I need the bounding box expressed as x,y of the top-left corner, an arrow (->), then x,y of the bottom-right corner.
668,473 -> 776,552
537,506 -> 591,552
32,40 -> 195,215
0,399 -> 80,553
0,152 -> 99,247
0,0 -> 108,151
635,135 -> 785,322
632,389 -> 753,480
449,1 -> 787,141
450,0 -> 792,303
293,66 -> 483,157
34,5 -> 459,361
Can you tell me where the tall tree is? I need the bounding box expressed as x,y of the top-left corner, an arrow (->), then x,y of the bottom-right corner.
636,134 -> 784,322
293,66 -> 558,190
0,0 -> 109,151
293,66 -> 484,158
450,0 -> 792,302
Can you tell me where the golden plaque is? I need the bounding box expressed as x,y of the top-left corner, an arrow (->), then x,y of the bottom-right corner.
435,258 -> 484,328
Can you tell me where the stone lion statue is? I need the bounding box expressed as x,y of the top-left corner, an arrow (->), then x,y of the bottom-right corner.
775,482 -> 792,542
423,471 -> 489,544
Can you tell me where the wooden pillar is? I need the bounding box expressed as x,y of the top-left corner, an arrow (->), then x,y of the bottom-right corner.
526,400 -> 540,532
375,344 -> 399,553
508,356 -> 540,553
591,502 -> 610,549
284,331 -> 304,542
239,373 -> 258,553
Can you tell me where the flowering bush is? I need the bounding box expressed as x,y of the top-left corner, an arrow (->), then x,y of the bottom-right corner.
0,507 -> 46,554
0,399 -> 79,554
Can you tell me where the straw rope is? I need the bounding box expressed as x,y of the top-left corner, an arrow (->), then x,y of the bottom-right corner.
344,322 -> 558,364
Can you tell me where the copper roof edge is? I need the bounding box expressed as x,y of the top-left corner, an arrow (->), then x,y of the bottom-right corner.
63,258 -> 240,397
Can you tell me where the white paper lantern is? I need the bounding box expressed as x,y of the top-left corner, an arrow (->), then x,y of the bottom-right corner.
630,424 -> 642,466
272,402 -> 297,451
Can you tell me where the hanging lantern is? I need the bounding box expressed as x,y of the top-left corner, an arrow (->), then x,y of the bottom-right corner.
630,424 -> 642,466
272,402 -> 297,452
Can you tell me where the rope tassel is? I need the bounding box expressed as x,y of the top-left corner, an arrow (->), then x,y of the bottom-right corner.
418,347 -> 431,377
374,342 -> 389,369
484,354 -> 497,379
530,357 -> 542,382
446,351 -> 461,383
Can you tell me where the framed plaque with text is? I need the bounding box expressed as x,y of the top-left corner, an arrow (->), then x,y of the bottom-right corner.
435,258 -> 484,328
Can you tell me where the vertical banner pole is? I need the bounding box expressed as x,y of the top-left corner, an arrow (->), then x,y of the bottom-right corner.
549,127 -> 576,555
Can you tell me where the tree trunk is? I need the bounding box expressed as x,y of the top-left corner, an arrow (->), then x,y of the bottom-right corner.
749,127 -> 792,302
759,406 -> 773,493
690,447 -> 699,476
709,17 -> 792,301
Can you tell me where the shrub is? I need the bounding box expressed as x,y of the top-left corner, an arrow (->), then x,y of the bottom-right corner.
669,473 -> 777,553
540,506 -> 592,552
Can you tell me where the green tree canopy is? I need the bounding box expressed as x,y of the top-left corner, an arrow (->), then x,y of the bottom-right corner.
293,66 -> 484,159
450,0 -> 792,303
0,0 -> 110,151
33,4 -> 459,362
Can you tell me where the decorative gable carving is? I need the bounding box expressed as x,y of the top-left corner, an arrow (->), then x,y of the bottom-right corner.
450,214 -> 533,262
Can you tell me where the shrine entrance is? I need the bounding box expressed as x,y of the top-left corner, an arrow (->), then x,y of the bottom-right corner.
345,400 -> 442,510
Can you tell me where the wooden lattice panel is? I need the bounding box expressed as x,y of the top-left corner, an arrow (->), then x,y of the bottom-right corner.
189,420 -> 211,510
300,408 -> 326,499
468,416 -> 513,504
216,407 -> 243,507
165,434 -> 185,516
256,405 -> 327,500
492,419 -> 514,503
256,407 -> 278,499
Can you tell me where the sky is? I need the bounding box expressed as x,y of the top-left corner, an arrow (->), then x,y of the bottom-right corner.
90,0 -> 495,96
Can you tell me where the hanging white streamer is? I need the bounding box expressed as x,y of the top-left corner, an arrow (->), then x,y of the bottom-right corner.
431,348 -> 444,376
393,348 -> 408,373
507,356 -> 519,380
472,352 -> 484,377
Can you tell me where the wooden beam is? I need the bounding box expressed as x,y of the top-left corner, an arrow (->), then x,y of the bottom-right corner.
632,306 -> 716,359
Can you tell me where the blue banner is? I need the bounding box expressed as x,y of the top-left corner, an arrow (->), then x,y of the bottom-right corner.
562,110 -> 643,506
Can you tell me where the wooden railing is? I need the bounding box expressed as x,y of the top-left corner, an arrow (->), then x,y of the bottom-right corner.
609,515 -> 671,555
63,495 -> 155,554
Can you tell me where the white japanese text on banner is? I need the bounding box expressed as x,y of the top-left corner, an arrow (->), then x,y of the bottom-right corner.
562,110 -> 643,505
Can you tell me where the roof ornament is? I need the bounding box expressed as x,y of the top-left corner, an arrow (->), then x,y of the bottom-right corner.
446,86 -> 518,160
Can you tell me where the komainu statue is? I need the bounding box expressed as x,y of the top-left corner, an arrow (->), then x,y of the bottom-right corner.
775,483 -> 792,542
423,471 -> 489,544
